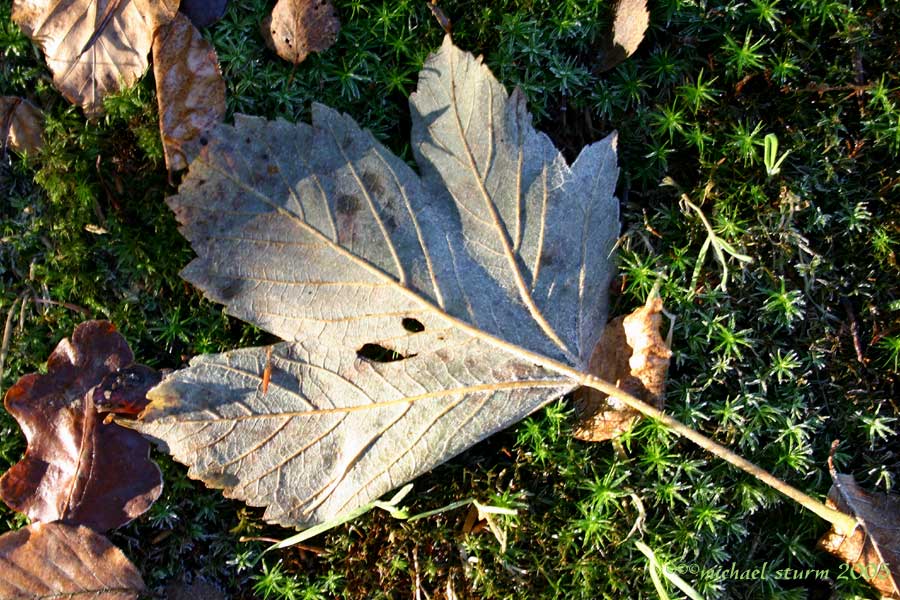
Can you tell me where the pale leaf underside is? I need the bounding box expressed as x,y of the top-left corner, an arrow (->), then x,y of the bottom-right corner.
134,36 -> 620,528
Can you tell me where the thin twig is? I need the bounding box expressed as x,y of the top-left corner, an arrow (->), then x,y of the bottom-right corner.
30,297 -> 91,316
0,296 -> 23,398
841,297 -> 866,364
577,371 -> 859,532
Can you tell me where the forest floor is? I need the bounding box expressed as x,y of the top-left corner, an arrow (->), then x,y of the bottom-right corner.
1,0 -> 898,598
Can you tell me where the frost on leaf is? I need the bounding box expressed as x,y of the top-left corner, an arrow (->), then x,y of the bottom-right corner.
153,12 -> 226,172
0,97 -> 43,156
818,468 -> 900,599
261,0 -> 340,64
0,320 -> 162,532
12,0 -> 178,115
573,296 -> 671,442
0,522 -> 145,599
133,36 -> 620,528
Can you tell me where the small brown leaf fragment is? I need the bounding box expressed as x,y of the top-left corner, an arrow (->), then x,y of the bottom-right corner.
153,12 -> 227,172
818,468 -> 900,599
12,0 -> 179,115
261,0 -> 340,64
0,97 -> 43,156
92,364 -> 162,416
573,297 -> 671,441
0,320 -> 163,532
0,521 -> 145,599
598,0 -> 649,72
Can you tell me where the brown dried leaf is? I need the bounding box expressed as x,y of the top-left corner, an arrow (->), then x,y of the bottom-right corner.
153,12 -> 227,172
0,97 -> 43,155
573,297 -> 671,441
261,0 -> 340,64
598,0 -> 649,72
0,521 -> 145,599
0,320 -> 162,532
12,0 -> 179,115
818,470 -> 900,599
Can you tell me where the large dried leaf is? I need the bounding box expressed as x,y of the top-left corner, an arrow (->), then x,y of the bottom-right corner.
573,296 -> 671,442
261,0 -> 340,64
12,0 -> 178,115
0,521 -> 145,599
818,470 -> 900,599
133,36 -> 619,528
153,12 -> 226,172
599,0 -> 649,72
0,320 -> 163,532
0,97 -> 43,155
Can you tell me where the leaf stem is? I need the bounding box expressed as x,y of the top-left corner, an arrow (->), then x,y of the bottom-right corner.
577,372 -> 858,532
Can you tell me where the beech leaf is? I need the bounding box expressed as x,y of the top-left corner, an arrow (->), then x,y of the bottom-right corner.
153,12 -> 227,172
0,320 -> 163,532
133,36 -> 620,528
0,521 -> 145,599
261,0 -> 340,64
0,97 -> 43,156
12,0 -> 178,115
818,467 -> 900,599
573,296 -> 671,442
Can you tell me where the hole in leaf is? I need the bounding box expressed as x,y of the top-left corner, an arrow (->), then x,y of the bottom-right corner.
357,343 -> 414,363
402,318 -> 425,333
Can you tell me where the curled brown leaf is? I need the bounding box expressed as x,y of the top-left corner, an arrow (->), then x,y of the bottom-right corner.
0,97 -> 43,156
0,320 -> 162,532
573,296 -> 671,441
818,460 -> 900,599
0,521 -> 145,599
153,12 -> 227,172
261,0 -> 340,64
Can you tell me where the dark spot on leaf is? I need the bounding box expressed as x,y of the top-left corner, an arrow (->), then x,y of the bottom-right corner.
219,279 -> 243,301
199,136 -> 208,146
335,194 -> 360,216
268,165 -> 279,175
357,343 -> 415,363
402,318 -> 425,333
361,170 -> 385,198
203,470 -> 240,489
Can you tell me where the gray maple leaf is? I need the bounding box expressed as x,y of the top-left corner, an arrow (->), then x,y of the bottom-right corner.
132,36 -> 619,528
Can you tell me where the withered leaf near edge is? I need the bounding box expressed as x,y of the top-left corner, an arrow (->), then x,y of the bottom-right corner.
153,12 -> 226,172
0,521 -> 145,599
261,0 -> 340,64
598,0 -> 649,72
573,297 -> 671,442
0,96 -> 43,156
818,470 -> 900,599
0,320 -> 162,532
